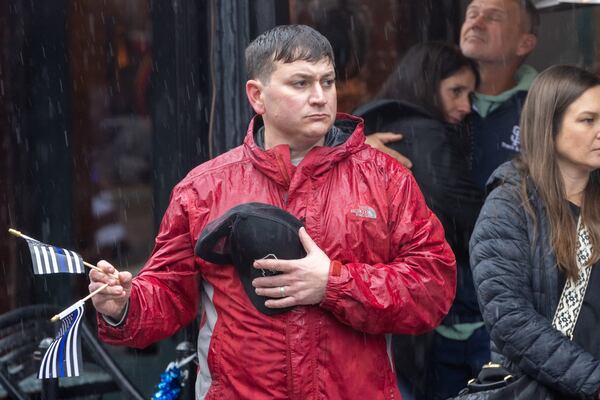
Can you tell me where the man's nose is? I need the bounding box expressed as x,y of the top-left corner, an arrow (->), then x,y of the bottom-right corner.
309,83 -> 327,105
467,13 -> 486,30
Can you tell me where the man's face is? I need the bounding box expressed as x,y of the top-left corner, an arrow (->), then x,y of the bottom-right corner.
460,0 -> 531,64
253,59 -> 337,147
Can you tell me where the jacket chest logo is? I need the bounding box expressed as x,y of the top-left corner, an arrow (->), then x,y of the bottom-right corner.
348,205 -> 377,220
500,125 -> 521,152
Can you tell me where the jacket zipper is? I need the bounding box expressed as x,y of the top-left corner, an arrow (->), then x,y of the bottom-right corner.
273,152 -> 294,397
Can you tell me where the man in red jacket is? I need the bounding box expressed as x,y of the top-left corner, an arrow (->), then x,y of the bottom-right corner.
88,24 -> 456,399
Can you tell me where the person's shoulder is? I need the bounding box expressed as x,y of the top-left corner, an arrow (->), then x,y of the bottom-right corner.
353,99 -> 403,119
176,145 -> 247,190
354,99 -> 432,118
483,90 -> 528,117
352,144 -> 413,180
509,90 -> 529,104
482,162 -> 524,210
405,116 -> 448,137
486,161 -> 520,191
353,99 -> 437,134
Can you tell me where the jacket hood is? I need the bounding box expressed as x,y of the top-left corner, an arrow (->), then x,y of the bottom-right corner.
353,99 -> 436,134
251,115 -> 359,149
242,113 -> 367,188
473,64 -> 537,118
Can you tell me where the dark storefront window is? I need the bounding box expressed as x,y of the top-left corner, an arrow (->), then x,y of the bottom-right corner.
1,1 -> 159,313
69,0 -> 155,272
289,0 -> 459,112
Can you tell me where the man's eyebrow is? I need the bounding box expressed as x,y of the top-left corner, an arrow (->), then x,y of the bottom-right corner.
287,73 -> 313,80
288,72 -> 335,79
466,5 -> 507,14
488,8 -> 507,15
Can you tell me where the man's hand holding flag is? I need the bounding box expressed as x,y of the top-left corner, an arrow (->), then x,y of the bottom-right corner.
8,228 -> 126,379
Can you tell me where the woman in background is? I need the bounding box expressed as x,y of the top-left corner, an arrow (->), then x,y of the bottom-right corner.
355,42 -> 485,400
470,65 -> 600,398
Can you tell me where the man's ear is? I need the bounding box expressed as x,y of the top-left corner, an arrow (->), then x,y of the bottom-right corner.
246,79 -> 265,115
516,33 -> 537,58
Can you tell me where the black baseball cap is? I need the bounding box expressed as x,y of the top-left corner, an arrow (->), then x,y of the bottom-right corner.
195,203 -> 306,315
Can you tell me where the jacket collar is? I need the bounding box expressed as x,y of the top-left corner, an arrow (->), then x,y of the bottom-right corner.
243,113 -> 366,188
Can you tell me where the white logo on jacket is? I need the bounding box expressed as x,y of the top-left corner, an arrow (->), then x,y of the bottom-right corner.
501,125 -> 521,152
349,205 -> 377,219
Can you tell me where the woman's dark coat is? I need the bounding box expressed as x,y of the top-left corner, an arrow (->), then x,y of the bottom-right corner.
470,161 -> 600,399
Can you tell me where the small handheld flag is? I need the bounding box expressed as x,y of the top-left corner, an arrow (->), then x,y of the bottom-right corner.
9,229 -> 85,274
38,301 -> 85,379
8,228 -> 119,380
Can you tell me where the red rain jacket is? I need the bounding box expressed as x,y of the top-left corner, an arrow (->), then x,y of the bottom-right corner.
98,114 -> 456,399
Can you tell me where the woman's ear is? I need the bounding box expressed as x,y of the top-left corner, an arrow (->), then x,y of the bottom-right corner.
246,79 -> 265,114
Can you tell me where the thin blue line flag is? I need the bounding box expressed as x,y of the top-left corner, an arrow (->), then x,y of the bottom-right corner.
38,301 -> 84,379
25,238 -> 85,274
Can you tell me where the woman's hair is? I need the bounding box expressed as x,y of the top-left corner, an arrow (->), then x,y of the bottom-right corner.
517,65 -> 600,278
377,42 -> 480,120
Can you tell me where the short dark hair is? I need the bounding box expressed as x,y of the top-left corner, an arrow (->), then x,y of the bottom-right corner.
245,25 -> 335,82
521,0 -> 540,36
377,42 -> 480,121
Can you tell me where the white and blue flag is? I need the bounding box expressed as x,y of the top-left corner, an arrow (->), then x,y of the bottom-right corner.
25,238 -> 84,275
38,301 -> 84,379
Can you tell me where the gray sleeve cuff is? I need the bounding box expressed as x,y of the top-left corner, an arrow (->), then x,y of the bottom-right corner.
101,301 -> 129,327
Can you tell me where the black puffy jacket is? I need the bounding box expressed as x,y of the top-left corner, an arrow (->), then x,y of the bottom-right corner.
470,161 -> 600,399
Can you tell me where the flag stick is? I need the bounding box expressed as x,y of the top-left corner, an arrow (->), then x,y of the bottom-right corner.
50,282 -> 110,321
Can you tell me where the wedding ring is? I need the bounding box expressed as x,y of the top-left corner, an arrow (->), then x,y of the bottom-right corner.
279,286 -> 286,298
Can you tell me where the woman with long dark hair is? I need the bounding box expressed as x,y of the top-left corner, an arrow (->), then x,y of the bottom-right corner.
470,65 -> 600,398
355,42 -> 485,400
